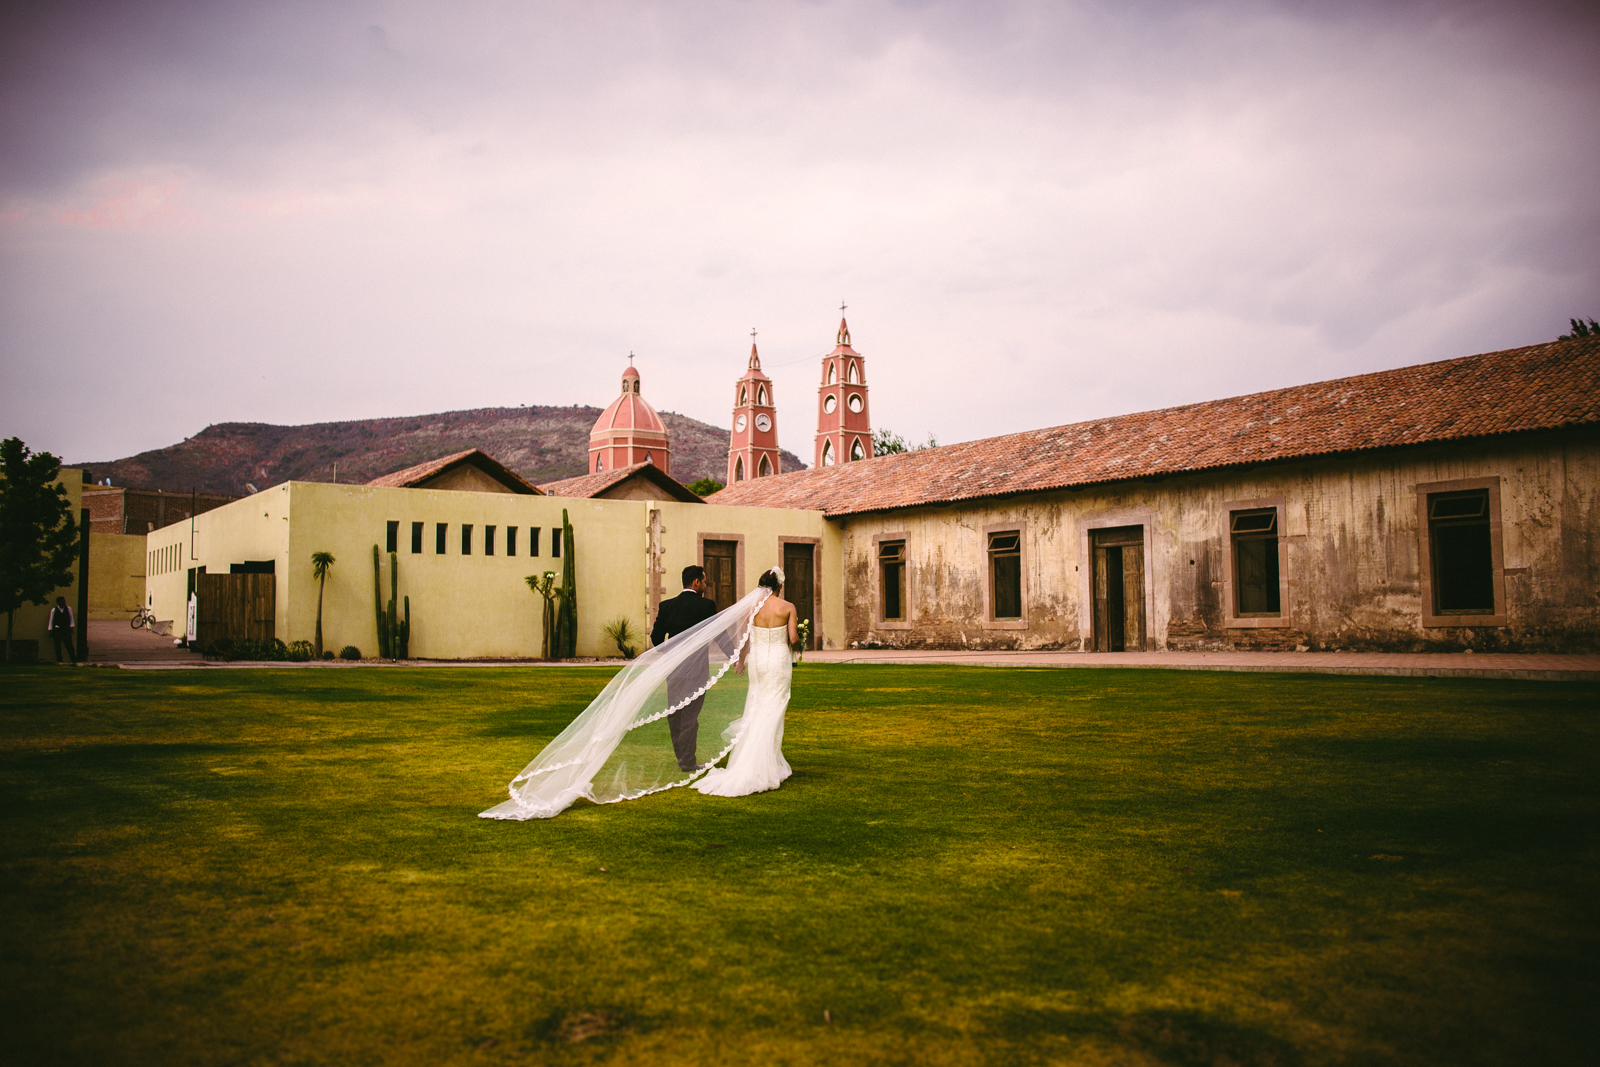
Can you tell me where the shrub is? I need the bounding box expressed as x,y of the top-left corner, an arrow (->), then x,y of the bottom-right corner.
602,617 -> 639,659
338,645 -> 361,661
321,650 -> 335,660
286,640 -> 314,662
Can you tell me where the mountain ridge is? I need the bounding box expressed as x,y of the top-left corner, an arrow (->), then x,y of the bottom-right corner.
74,406 -> 806,495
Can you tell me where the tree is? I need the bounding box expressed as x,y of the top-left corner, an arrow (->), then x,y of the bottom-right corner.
310,551 -> 336,658
0,438 -> 80,663
526,571 -> 558,660
873,428 -> 939,457
1559,317 -> 1599,340
686,477 -> 724,497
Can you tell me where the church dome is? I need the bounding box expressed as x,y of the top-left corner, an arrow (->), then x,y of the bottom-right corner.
592,364 -> 666,436
589,356 -> 672,475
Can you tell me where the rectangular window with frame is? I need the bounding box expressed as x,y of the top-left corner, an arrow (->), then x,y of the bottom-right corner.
552,528 -> 561,558
530,527 -> 541,556
1428,489 -> 1494,613
988,530 -> 1022,620
461,524 -> 473,555
1230,508 -> 1281,616
485,525 -> 497,556
410,521 -> 423,554
385,520 -> 399,554
879,540 -> 906,621
506,526 -> 517,557
435,523 -> 447,555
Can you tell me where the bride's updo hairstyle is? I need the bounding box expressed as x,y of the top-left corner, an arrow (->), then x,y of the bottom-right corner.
758,567 -> 783,592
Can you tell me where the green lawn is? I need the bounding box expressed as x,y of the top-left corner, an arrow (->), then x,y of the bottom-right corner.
1,665 -> 1595,1066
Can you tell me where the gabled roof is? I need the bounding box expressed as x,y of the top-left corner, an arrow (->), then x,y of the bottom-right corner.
540,462 -> 704,503
366,448 -> 543,494
711,336 -> 1600,518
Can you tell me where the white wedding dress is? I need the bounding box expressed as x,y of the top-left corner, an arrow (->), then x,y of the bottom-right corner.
480,587 -> 792,820
694,623 -> 793,797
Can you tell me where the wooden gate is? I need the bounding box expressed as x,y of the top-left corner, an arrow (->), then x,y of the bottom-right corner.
702,540 -> 738,613
782,542 -> 816,650
1092,526 -> 1145,652
195,573 -> 276,646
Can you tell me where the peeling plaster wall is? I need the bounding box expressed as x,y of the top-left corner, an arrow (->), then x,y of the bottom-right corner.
838,431 -> 1600,653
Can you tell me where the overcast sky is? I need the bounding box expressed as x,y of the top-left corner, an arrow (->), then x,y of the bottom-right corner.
2,0 -> 1596,466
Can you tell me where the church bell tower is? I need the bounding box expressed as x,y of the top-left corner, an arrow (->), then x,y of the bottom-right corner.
814,310 -> 871,468
728,331 -> 780,484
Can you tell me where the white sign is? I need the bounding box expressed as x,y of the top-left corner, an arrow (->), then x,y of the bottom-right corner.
186,594 -> 198,644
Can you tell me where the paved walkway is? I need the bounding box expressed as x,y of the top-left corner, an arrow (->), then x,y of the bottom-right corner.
83,627 -> 1600,680
85,619 -> 204,665
803,647 -> 1600,682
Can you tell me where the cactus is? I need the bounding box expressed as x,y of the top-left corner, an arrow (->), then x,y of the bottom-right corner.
372,544 -> 389,659
388,551 -> 400,660
552,509 -> 578,658
399,595 -> 411,660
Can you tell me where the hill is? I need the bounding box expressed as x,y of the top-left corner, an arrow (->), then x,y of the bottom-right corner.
74,406 -> 805,495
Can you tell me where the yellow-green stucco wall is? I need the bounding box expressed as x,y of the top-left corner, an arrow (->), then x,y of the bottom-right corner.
145,482 -> 840,659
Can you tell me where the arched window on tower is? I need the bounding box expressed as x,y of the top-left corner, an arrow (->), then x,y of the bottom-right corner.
645,452 -> 653,465
633,380 -> 641,393
850,438 -> 865,461
848,361 -> 860,384
827,363 -> 837,384
822,439 -> 835,467
739,385 -> 748,405
735,457 -> 745,481
596,454 -> 606,472
758,455 -> 772,477
757,385 -> 768,406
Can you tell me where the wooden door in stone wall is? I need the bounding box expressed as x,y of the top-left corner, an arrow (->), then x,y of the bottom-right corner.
782,543 -> 816,650
702,540 -> 738,614
195,573 -> 276,646
1092,526 -> 1146,652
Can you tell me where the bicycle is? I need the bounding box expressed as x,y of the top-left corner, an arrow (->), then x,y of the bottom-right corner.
130,606 -> 159,631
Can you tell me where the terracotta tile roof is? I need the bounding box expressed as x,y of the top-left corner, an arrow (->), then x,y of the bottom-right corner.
540,462 -> 704,503
366,448 -> 542,494
712,337 -> 1600,517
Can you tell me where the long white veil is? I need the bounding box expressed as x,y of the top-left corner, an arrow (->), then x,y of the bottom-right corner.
481,587 -> 772,820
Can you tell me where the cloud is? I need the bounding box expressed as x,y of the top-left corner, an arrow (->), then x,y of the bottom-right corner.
1,0 -> 1597,466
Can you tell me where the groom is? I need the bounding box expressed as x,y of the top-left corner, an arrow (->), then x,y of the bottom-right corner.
650,565 -> 721,771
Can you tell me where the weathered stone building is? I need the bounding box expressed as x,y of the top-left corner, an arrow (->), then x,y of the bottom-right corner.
714,337 -> 1600,653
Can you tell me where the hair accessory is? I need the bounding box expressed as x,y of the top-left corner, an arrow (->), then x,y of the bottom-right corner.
770,565 -> 785,584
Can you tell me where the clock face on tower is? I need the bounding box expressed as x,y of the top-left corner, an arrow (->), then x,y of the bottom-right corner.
735,414 -> 747,432
755,413 -> 771,432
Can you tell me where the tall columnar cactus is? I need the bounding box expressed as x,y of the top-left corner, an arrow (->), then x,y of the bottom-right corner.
387,551 -> 400,660
372,544 -> 389,659
399,596 -> 411,660
553,509 -> 578,658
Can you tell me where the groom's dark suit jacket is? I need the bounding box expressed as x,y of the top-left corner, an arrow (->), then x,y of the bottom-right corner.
651,589 -> 719,648
652,590 -> 721,770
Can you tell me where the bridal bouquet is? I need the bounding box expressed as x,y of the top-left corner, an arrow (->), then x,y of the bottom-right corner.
792,619 -> 812,664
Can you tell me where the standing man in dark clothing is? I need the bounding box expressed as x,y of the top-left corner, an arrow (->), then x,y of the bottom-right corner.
48,596 -> 76,664
650,565 -> 721,771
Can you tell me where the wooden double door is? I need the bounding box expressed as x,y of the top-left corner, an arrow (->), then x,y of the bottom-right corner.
700,539 -> 816,651
1092,526 -> 1146,652
195,573 -> 276,646
782,542 -> 816,650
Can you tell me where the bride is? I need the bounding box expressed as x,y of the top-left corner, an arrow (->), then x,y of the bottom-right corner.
694,568 -> 794,797
480,567 -> 796,820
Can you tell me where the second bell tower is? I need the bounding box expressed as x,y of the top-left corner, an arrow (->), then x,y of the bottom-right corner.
727,332 -> 781,484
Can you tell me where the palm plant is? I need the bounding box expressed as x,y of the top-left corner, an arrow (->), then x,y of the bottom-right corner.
602,617 -> 639,659
310,551 -> 335,659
